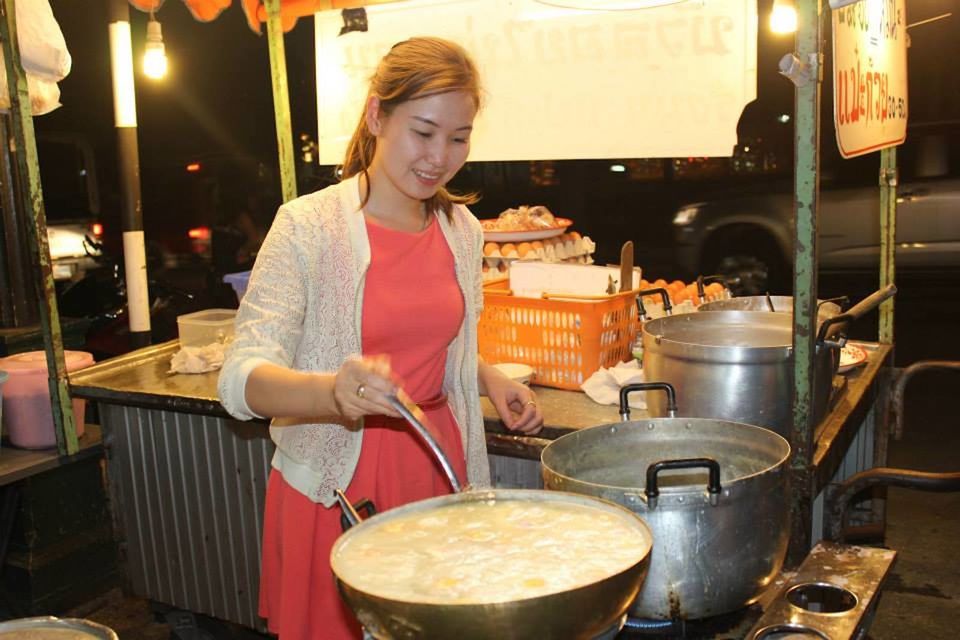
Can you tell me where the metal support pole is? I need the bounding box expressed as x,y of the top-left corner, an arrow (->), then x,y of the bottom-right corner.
788,0 -> 823,566
0,115 -> 35,327
879,147 -> 896,344
0,0 -> 77,455
108,0 -> 151,349
264,0 -> 298,203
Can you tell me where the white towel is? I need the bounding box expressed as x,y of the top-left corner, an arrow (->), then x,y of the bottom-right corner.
169,342 -> 226,374
581,360 -> 647,409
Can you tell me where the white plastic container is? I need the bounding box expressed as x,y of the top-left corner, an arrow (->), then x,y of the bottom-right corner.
0,351 -> 94,449
177,309 -> 237,348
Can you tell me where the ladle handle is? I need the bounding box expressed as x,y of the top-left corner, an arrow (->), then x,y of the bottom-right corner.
335,489 -> 362,529
387,394 -> 463,493
816,284 -> 897,344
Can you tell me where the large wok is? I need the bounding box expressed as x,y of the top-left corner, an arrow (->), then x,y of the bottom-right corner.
541,383 -> 791,620
331,396 -> 654,640
642,285 -> 896,437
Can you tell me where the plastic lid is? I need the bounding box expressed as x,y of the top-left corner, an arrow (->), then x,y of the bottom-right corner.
0,350 -> 94,375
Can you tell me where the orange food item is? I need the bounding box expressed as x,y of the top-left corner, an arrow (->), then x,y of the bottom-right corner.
669,280 -> 686,293
707,282 -> 725,295
517,242 -> 534,258
569,231 -> 582,241
652,279 -> 668,290
483,242 -> 500,257
500,243 -> 518,257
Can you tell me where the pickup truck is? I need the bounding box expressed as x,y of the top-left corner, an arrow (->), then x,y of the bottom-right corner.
673,126 -> 960,294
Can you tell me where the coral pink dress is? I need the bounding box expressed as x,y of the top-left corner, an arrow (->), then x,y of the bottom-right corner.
257,216 -> 468,640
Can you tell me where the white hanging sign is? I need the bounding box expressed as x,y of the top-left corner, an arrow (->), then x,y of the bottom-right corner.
832,0 -> 908,159
315,0 -> 757,163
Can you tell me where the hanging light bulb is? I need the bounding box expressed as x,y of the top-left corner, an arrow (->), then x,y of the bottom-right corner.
769,0 -> 798,34
143,14 -> 168,79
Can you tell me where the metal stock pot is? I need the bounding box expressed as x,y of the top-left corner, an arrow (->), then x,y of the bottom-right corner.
541,383 -> 791,620
331,397 -> 654,640
642,286 -> 895,436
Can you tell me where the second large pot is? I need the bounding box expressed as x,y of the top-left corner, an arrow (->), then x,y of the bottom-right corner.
541,384 -> 791,620
642,309 -> 837,437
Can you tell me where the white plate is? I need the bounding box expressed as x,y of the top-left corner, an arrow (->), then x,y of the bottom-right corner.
480,218 -> 572,242
838,344 -> 868,373
493,362 -> 534,385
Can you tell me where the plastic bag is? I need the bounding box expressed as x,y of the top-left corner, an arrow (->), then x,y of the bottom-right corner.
0,0 -> 71,116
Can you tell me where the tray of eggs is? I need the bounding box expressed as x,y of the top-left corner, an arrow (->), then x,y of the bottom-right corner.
638,278 -> 731,318
481,232 -> 596,280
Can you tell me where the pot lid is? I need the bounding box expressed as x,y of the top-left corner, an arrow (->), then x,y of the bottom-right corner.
0,350 -> 94,374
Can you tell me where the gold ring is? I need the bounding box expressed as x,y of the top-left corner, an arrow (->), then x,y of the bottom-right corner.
356,384 -> 366,399
525,400 -> 536,407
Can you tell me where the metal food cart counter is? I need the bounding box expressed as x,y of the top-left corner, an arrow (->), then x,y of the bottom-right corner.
69,339 -> 891,633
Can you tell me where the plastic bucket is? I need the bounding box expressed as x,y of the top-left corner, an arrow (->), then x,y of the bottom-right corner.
0,351 -> 95,449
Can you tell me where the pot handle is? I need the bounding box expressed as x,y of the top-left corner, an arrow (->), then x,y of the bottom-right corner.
636,287 -> 673,321
695,274 -> 728,303
815,284 -> 897,346
334,489 -> 378,531
645,458 -> 722,509
620,382 -> 678,420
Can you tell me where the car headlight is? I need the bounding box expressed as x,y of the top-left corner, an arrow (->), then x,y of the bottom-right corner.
673,206 -> 700,226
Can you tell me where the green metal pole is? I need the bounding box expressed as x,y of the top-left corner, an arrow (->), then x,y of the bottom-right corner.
787,0 -> 823,566
264,0 -> 298,203
0,0 -> 78,455
879,147 -> 896,344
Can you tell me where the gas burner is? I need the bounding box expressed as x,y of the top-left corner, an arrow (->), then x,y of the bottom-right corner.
615,606 -> 762,639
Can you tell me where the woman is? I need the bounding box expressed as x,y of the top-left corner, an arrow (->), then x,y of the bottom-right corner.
218,37 -> 543,639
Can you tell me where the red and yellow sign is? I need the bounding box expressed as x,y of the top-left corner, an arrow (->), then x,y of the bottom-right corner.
832,0 -> 908,158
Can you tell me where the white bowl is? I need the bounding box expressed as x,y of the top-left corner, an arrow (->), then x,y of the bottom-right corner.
493,363 -> 534,385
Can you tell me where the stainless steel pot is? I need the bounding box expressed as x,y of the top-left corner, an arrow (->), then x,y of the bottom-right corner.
331,396 -> 654,640
642,286 -> 895,437
541,383 -> 791,620
698,295 -> 843,321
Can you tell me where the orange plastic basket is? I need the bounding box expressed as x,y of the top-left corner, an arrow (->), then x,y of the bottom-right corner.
479,286 -> 639,390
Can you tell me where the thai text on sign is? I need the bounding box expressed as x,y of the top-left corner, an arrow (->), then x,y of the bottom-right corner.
832,0 -> 908,158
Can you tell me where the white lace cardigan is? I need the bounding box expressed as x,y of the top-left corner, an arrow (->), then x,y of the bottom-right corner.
217,175 -> 490,507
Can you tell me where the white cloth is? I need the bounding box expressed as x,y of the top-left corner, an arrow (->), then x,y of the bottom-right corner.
581,360 -> 647,410
169,343 -> 226,374
217,175 -> 489,507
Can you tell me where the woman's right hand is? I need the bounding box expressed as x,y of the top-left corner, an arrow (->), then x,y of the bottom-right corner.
333,355 -> 403,420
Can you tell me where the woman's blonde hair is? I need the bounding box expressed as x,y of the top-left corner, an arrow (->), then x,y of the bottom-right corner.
340,37 -> 481,219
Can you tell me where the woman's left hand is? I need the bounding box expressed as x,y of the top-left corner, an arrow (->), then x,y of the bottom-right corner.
481,364 -> 543,435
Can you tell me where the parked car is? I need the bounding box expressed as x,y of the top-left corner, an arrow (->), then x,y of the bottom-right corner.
673,125 -> 960,294
37,133 -> 105,282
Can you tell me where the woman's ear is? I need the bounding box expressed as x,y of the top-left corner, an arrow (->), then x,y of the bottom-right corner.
365,96 -> 383,136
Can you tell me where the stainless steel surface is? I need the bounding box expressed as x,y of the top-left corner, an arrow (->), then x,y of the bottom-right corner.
541,415 -> 791,620
746,542 -> 897,640
101,404 -> 273,632
332,489 -> 653,640
388,394 -> 462,492
699,296 -> 841,321
0,616 -> 118,639
70,340 -> 230,418
642,311 -> 837,437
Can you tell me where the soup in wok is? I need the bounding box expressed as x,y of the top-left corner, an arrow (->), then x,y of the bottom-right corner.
331,496 -> 652,605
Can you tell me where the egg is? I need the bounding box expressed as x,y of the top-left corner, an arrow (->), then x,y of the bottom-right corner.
500,243 -> 519,258
530,240 -> 545,258
516,242 -> 535,259
483,242 -> 501,257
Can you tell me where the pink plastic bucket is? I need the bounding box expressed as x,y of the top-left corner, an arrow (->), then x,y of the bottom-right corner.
0,350 -> 95,449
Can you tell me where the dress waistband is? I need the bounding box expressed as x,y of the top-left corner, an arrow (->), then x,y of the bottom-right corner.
415,393 -> 449,413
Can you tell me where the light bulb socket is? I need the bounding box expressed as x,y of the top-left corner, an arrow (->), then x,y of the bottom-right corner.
146,19 -> 163,43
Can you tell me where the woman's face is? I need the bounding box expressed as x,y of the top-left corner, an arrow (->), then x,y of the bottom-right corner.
366,90 -> 477,208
